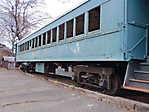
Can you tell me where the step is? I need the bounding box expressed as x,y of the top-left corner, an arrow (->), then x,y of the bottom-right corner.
140,62 -> 149,66
124,85 -> 149,93
134,70 -> 149,74
129,78 -> 149,84
138,65 -> 149,71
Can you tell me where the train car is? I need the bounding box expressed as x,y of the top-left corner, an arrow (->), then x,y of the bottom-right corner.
16,0 -> 149,95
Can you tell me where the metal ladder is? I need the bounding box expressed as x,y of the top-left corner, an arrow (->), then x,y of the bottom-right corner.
123,61 -> 149,93
123,25 -> 149,93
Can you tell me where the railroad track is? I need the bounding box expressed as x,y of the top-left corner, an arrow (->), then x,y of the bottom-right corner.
28,72 -> 149,105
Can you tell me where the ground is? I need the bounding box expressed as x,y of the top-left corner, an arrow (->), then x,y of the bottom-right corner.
0,69 -> 130,112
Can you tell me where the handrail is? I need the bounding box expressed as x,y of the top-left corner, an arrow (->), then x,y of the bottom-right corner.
128,22 -> 146,29
127,36 -> 146,53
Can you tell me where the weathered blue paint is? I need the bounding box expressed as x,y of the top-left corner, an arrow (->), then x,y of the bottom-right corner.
126,0 -> 149,60
16,0 -> 149,62
35,63 -> 45,73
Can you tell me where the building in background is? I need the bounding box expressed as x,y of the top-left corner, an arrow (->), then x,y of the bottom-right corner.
0,43 -> 12,67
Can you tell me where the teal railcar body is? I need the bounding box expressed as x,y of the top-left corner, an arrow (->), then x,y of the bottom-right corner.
16,0 -> 149,62
16,0 -> 149,94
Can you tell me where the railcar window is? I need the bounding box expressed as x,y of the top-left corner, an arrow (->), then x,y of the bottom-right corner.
32,38 -> 35,48
21,45 -> 23,51
19,45 -> 22,52
25,43 -> 27,51
21,46 -> 22,51
23,43 -> 25,51
24,42 -> 27,51
66,19 -> 73,38
23,45 -> 24,51
52,27 -> 57,42
59,23 -> 65,40
43,33 -> 46,45
88,6 -> 100,32
19,46 -> 20,52
21,45 -> 23,52
25,43 -> 26,50
29,40 -> 32,47
20,45 -> 22,52
47,30 -> 51,44
20,45 -> 21,52
27,41 -> 29,50
35,37 -> 38,47
76,14 -> 85,35
39,35 -> 41,46
21,44 -> 23,51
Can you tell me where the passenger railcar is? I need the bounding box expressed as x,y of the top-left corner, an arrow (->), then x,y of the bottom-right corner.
16,0 -> 149,95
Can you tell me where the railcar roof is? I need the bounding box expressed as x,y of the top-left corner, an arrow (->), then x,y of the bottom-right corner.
18,0 -> 90,44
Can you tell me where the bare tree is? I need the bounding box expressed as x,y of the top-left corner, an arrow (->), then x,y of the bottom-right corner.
0,0 -> 51,54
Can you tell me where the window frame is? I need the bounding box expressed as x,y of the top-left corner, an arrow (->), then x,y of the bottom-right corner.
32,38 -> 35,48
39,35 -> 42,46
66,19 -> 74,38
59,23 -> 65,41
88,6 -> 101,32
43,33 -> 46,45
35,37 -> 38,47
47,30 -> 51,44
52,27 -> 57,43
76,14 -> 85,36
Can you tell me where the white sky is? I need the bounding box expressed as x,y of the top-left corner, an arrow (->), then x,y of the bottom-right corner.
44,0 -> 88,22
1,0 -> 88,48
30,0 -> 88,38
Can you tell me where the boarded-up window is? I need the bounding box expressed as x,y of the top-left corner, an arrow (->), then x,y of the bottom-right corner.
39,35 -> 41,46
21,45 -> 23,51
19,46 -> 20,52
27,41 -> 29,50
25,42 -> 27,50
43,33 -> 46,45
21,44 -> 23,51
76,14 -> 85,35
29,40 -> 32,46
66,19 -> 73,38
23,43 -> 25,51
22,45 -> 23,51
59,23 -> 65,40
52,27 -> 57,42
24,43 -> 26,51
19,45 -> 21,52
47,30 -> 51,44
23,44 -> 25,51
32,38 -> 35,48
35,37 -> 38,47
59,24 -> 65,40
20,45 -> 22,52
88,6 -> 100,32
26,42 -> 28,50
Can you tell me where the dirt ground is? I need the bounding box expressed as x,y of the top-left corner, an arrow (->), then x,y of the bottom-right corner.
0,69 -> 130,112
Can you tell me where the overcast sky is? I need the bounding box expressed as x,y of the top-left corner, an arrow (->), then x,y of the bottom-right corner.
30,0 -> 88,38
43,0 -> 88,23
1,0 -> 88,47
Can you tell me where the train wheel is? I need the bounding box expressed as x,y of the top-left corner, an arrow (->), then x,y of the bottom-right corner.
74,72 -> 85,87
102,74 -> 120,96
